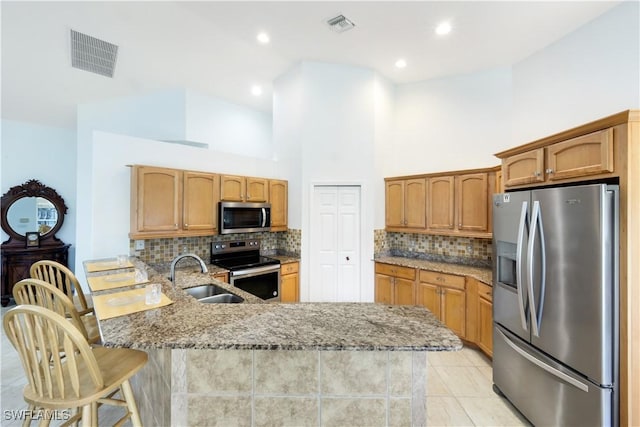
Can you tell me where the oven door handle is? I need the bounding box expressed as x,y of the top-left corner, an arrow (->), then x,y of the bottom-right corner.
232,265 -> 280,277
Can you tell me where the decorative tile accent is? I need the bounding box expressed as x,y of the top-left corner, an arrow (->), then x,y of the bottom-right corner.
254,350 -> 318,394
320,351 -> 387,395
375,229 -> 492,266
254,397 -> 318,427
186,350 -> 252,393
130,229 -> 301,264
321,398 -> 387,427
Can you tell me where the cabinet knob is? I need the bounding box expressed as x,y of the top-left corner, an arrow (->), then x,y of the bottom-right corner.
184,223 -> 188,227
545,168 -> 554,174
174,223 -> 178,227
533,171 -> 541,177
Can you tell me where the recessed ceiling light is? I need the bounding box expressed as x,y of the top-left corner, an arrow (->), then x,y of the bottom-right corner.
251,85 -> 263,96
256,32 -> 270,44
395,59 -> 407,69
435,21 -> 452,36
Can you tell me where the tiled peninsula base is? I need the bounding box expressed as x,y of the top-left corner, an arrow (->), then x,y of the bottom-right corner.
132,348 -> 427,426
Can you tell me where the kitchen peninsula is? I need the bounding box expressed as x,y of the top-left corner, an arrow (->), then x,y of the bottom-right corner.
85,259 -> 461,426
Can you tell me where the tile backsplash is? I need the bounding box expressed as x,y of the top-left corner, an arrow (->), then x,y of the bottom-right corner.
375,229 -> 492,267
131,229 -> 302,264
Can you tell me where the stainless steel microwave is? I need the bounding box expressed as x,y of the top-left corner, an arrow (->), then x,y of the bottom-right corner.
219,202 -> 271,234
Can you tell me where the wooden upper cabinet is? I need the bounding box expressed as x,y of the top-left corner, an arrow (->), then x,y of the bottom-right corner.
269,180 -> 288,231
133,166 -> 181,233
246,177 -> 269,202
405,179 -> 426,228
220,175 -> 246,202
183,172 -> 219,232
499,127 -> 616,189
385,180 -> 405,228
427,176 -> 454,230
546,128 -> 614,181
456,173 -> 488,232
502,149 -> 544,187
385,178 -> 425,230
220,175 -> 268,202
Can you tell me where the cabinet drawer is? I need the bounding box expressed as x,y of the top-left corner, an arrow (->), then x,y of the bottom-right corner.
375,263 -> 416,280
419,270 -> 465,290
281,262 -> 299,275
478,282 -> 493,302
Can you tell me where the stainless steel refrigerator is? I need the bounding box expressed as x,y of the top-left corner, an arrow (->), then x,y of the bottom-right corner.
492,183 -> 619,426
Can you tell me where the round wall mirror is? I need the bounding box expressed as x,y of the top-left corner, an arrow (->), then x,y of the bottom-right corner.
1,180 -> 67,248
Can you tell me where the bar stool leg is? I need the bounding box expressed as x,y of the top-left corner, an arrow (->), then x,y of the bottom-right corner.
120,380 -> 142,427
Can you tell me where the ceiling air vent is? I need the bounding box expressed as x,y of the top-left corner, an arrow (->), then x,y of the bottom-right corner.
70,29 -> 119,78
326,15 -> 356,33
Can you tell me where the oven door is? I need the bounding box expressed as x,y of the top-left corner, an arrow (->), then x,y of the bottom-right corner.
230,265 -> 280,302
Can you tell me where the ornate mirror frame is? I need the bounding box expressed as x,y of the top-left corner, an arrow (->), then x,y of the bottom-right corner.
1,179 -> 68,248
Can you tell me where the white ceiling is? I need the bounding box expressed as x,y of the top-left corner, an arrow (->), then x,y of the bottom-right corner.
1,1 -> 620,129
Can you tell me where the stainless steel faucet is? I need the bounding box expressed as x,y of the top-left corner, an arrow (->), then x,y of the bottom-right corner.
169,253 -> 208,284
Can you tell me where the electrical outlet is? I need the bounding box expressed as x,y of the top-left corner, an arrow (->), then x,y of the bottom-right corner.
134,240 -> 145,250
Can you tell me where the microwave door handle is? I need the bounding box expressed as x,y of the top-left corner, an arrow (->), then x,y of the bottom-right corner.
516,201 -> 529,331
261,208 -> 267,227
528,201 -> 543,337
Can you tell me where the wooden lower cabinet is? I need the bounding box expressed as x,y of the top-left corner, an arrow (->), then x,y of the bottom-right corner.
281,262 -> 299,302
374,263 -> 416,305
416,270 -> 466,338
211,272 -> 229,283
476,282 -> 493,357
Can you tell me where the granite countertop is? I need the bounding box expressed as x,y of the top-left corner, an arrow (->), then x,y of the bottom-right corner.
269,254 -> 299,264
374,255 -> 492,285
86,258 -> 461,352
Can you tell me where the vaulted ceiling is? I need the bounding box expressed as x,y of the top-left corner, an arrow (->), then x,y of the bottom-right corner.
1,1 -> 619,128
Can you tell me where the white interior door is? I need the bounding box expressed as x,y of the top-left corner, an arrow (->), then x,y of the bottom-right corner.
310,186 -> 361,302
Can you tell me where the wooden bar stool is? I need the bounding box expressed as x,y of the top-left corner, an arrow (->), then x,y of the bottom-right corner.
30,261 -> 98,343
3,305 -> 147,427
13,278 -> 100,345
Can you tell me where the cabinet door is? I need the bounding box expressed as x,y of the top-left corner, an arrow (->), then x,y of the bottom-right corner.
456,173 -> 488,232
135,166 -> 181,232
416,282 -> 440,319
212,272 -> 229,283
183,172 -> 219,232
220,175 -> 246,202
281,272 -> 299,302
375,274 -> 394,304
405,178 -> 426,229
442,287 -> 466,338
477,297 -> 493,356
502,149 -> 544,187
385,180 -> 405,228
546,128 -> 614,181
394,277 -> 415,305
269,180 -> 288,231
246,177 -> 269,202
495,170 -> 504,194
427,176 -> 455,230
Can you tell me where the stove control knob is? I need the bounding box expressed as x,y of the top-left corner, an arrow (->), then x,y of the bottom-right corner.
221,244 -> 226,249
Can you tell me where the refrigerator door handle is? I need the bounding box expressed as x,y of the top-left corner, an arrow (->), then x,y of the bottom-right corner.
516,201 -> 529,331
528,201 -> 545,337
497,329 -> 589,393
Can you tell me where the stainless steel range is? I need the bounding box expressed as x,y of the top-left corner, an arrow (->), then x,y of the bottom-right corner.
210,240 -> 280,302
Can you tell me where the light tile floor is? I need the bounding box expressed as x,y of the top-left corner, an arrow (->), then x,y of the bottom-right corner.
1,305 -> 530,426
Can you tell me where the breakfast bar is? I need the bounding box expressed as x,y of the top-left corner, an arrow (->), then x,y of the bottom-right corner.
85,260 -> 462,426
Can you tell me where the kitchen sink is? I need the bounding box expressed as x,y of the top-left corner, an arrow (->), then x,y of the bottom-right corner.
184,283 -> 244,303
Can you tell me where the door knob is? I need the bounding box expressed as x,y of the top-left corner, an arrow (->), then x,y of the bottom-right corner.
346,256 -> 350,261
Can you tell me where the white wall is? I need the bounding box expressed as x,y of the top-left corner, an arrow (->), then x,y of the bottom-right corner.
89,131 -> 281,264
1,120 -> 77,264
511,1 -> 640,145
185,91 -> 273,159
373,75 -> 395,230
274,61 -> 381,302
75,92 -> 275,283
390,67 -> 512,177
